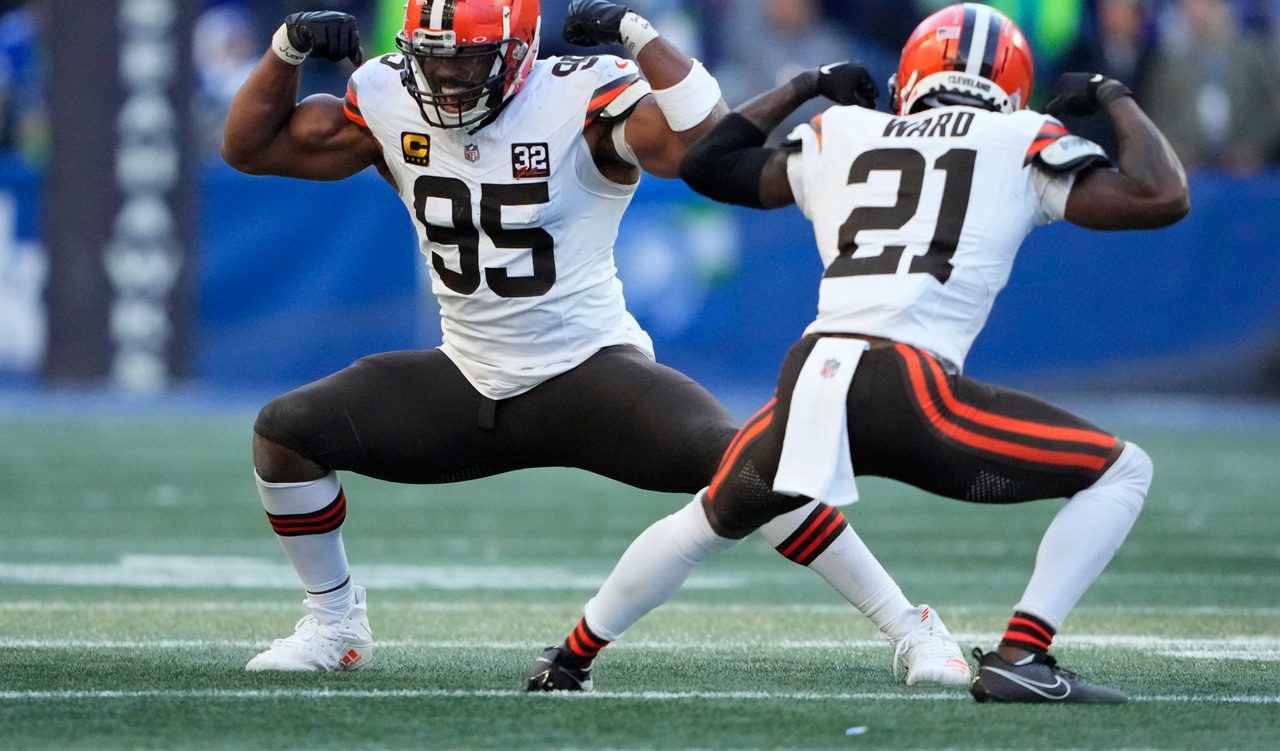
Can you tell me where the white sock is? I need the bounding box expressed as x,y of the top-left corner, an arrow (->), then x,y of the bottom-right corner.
255,470 -> 354,625
759,500 -> 914,637
1015,443 -> 1152,628
584,491 -> 738,640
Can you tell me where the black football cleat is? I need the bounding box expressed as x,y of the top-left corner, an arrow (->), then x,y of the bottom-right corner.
526,646 -> 594,692
969,648 -> 1126,704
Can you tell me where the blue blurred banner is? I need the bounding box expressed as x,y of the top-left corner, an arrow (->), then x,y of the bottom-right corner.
0,155 -> 43,378
7,161 -> 1280,395
196,166 -> 1280,395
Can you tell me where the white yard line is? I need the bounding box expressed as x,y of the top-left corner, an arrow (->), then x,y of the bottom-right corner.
4,635 -> 1279,652
0,688 -> 1276,705
4,600 -> 1280,617
2,556 -> 1278,590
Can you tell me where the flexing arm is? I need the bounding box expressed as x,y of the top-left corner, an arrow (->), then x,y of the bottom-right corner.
221,12 -> 381,180
565,0 -> 728,179
679,64 -> 879,208
1048,74 -> 1190,229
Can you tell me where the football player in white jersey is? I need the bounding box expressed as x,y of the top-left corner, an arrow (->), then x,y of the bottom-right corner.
222,1 -> 971,685
539,3 -> 1188,703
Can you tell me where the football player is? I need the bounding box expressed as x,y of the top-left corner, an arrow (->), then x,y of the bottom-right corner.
534,3 -> 1188,703
222,0 -> 969,685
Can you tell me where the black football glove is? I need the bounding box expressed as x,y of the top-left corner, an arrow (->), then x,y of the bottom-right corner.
1046,72 -> 1132,117
795,62 -> 879,108
284,11 -> 364,65
563,0 -> 630,47
818,61 -> 879,107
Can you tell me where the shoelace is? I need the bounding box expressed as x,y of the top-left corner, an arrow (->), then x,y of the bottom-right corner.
271,614 -> 323,648
1037,653 -> 1085,680
891,618 -> 938,678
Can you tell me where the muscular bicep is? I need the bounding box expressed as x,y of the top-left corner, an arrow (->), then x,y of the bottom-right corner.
624,95 -> 728,179
228,93 -> 381,181
758,150 -> 795,209
1063,165 -> 1190,230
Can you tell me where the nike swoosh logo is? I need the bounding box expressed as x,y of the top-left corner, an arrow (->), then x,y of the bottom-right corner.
985,666 -> 1072,700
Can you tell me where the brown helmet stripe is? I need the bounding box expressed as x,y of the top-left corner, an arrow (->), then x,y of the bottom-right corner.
953,4 -> 978,71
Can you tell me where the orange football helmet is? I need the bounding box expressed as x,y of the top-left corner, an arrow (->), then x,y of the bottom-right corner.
397,0 -> 541,129
890,3 -> 1034,115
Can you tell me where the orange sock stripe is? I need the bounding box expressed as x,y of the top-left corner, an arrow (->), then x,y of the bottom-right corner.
268,492 -> 347,536
574,622 -> 607,651
793,513 -> 847,564
565,630 -> 591,658
1008,616 -> 1055,642
897,346 -> 1110,471
1001,630 -> 1051,650
778,505 -> 837,559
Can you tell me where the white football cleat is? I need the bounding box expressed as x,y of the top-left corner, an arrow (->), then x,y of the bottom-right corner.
889,604 -> 971,686
245,585 -> 374,672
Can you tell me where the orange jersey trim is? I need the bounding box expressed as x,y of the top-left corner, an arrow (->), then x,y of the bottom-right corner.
344,86 -> 368,129
1025,122 -> 1069,162
584,73 -> 642,126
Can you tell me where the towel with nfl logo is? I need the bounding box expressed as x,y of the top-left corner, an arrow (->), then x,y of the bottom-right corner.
773,337 -> 869,506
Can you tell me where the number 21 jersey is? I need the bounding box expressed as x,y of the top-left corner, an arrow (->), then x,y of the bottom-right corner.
346,54 -> 652,399
785,104 -> 1088,372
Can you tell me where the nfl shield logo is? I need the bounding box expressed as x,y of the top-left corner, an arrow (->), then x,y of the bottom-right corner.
820,359 -> 841,379
464,143 -> 480,163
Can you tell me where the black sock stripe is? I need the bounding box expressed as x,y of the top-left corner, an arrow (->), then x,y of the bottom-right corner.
773,504 -> 834,554
793,521 -> 846,566
266,489 -> 345,523
306,575 -> 351,596
1012,610 -> 1057,637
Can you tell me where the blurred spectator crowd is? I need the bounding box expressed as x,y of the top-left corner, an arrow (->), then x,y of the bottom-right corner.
2,0 -> 1280,173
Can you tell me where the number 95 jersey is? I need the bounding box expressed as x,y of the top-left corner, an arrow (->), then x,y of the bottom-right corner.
345,54 -> 653,399
785,104 -> 1106,372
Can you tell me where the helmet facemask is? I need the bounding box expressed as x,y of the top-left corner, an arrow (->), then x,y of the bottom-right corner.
396,27 -> 529,129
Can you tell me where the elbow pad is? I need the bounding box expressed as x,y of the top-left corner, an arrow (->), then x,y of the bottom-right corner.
679,114 -> 774,209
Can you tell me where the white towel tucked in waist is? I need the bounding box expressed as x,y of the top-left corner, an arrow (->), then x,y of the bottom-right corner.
772,337 -> 868,506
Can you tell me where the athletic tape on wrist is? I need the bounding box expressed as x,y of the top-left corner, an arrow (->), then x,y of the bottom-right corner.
619,11 -> 660,57
651,60 -> 723,133
272,24 -> 308,66
1097,79 -> 1133,108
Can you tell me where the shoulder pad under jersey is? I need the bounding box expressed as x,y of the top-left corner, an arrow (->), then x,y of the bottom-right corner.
1033,133 -> 1110,174
585,57 -> 650,125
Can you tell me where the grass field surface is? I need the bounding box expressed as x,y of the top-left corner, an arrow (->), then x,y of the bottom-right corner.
2,414 -> 1278,749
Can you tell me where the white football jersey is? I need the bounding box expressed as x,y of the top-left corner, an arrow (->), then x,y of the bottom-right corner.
786,104 -> 1099,371
346,54 -> 653,399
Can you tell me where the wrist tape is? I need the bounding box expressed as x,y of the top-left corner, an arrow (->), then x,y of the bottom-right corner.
1096,79 -> 1133,108
272,24 -> 308,66
651,60 -> 723,133
619,11 -> 660,56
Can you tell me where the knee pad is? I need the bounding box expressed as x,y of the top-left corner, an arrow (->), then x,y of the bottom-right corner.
708,458 -> 811,535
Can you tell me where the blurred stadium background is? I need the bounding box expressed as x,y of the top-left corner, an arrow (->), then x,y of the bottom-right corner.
2,1 -> 1280,748
0,0 -> 1278,399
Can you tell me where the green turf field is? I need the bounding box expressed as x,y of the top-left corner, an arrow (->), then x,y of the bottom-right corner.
2,415 -> 1278,749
